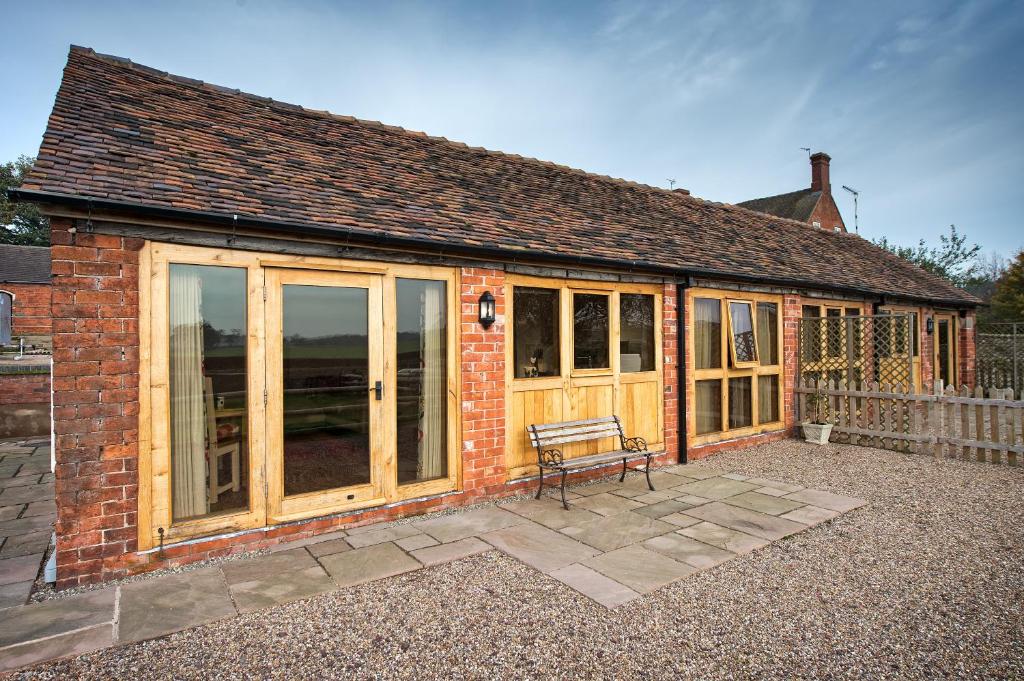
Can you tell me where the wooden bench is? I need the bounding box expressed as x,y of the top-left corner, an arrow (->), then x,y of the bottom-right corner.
529,415 -> 653,510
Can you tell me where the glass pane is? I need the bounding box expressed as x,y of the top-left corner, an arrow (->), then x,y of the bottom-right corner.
846,308 -> 863,351
282,284 -> 370,496
695,379 -> 721,435
573,293 -> 609,370
758,374 -> 779,423
938,320 -> 950,384
694,298 -> 721,370
756,302 -> 778,366
910,312 -> 920,357
876,312 -> 892,359
826,308 -> 842,357
513,287 -> 560,378
894,315 -> 908,356
728,376 -> 753,429
396,279 -> 448,485
169,264 -> 248,522
728,302 -> 758,365
620,294 -> 655,372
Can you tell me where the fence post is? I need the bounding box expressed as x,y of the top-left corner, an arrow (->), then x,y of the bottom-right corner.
1014,322 -> 1019,396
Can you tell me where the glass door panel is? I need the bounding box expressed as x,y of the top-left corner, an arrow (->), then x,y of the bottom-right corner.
266,269 -> 384,522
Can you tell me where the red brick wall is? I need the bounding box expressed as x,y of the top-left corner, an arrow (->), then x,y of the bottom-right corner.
662,283 -> 679,461
808,193 -> 846,233
0,373 -> 50,405
49,218 -> 143,588
960,310 -> 976,389
2,281 -> 52,344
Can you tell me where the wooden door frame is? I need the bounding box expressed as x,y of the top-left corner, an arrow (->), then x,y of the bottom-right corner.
933,311 -> 959,387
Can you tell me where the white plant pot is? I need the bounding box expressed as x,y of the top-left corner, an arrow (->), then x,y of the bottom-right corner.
801,422 -> 833,445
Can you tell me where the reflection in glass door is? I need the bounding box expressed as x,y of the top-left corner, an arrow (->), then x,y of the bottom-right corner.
266,269 -> 384,522
935,314 -> 957,387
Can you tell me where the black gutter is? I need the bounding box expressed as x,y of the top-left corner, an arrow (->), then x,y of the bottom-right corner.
8,188 -> 980,309
677,280 -> 689,464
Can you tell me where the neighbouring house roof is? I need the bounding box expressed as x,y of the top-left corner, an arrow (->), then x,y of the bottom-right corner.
0,244 -> 51,284
737,189 -> 822,223
13,47 -> 979,306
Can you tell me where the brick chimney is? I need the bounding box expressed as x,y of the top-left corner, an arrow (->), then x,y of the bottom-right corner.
810,152 -> 831,192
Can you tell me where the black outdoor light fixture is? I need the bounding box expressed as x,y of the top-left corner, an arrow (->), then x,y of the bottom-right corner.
926,316 -> 935,335
478,291 -> 496,328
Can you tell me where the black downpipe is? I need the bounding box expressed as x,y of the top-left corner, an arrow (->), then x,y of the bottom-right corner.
677,280 -> 689,464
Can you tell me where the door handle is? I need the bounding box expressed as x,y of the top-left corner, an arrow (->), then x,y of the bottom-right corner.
371,380 -> 383,401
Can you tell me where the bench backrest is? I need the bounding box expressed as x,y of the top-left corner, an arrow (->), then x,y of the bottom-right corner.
528,415 -> 625,452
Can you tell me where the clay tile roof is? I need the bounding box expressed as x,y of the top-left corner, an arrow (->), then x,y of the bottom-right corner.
17,46 -> 978,306
737,189 -> 821,223
0,244 -> 51,284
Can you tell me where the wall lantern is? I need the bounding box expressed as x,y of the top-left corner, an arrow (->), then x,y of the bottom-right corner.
925,316 -> 934,335
478,291 -> 496,329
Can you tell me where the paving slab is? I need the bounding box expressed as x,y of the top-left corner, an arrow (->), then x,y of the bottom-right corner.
0,514 -> 56,536
675,494 -> 715,506
752,486 -> 793,497
229,565 -> 336,614
0,587 -> 115,648
721,472 -> 750,481
0,553 -> 43,586
413,507 -> 526,543
560,512 -> 674,552
0,475 -> 41,490
499,497 -> 601,530
572,492 -> 644,517
723,491 -> 806,516
482,522 -> 599,574
118,568 -> 236,643
631,490 -> 679,504
221,548 -> 318,585
746,478 -> 804,494
268,530 -> 347,553
632,499 -> 693,519
19,501 -> 56,519
672,477 -> 760,500
320,542 -> 422,587
678,521 -> 770,555
0,485 -> 54,505
344,524 -> 423,548
0,580 -> 32,610
660,512 -> 702,528
0,507 -> 20,522
0,623 -> 112,674
583,544 -> 695,593
781,505 -> 841,526
669,466 -> 726,480
549,563 -> 639,608
683,502 -> 807,541
307,537 -> 353,558
784,489 -> 867,512
394,533 -> 439,552
571,481 -> 623,496
608,486 -> 647,499
410,537 -> 490,566
643,532 -> 737,569
0,530 -> 51,558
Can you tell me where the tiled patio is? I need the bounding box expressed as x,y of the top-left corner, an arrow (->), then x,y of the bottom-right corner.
0,462 -> 865,673
0,437 -> 55,611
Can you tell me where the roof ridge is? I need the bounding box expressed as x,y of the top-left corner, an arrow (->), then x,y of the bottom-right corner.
737,187 -> 818,205
69,45 -> 716,206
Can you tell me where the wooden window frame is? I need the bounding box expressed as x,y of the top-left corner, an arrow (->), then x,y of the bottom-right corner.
504,275 -> 664,480
139,243 -> 461,549
799,299 -> 867,381
687,288 -> 785,446
880,304 -> 923,391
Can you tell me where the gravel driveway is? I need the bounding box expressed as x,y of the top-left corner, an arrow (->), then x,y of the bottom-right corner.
10,440 -> 1024,679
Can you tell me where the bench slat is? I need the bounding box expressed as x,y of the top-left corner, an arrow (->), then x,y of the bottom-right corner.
547,450 -> 648,469
530,423 -> 621,442
531,430 -> 621,447
529,416 -> 619,432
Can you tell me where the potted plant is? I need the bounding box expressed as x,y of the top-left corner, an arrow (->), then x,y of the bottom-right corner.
801,387 -> 834,445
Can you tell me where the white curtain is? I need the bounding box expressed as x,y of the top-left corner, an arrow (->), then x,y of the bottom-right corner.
170,270 -> 208,519
417,283 -> 446,480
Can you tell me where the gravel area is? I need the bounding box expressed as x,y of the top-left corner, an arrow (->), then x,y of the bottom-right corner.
10,440 -> 1024,679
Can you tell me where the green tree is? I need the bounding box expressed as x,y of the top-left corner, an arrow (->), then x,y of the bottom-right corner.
985,250 -> 1024,323
873,224 -> 981,288
0,156 -> 49,246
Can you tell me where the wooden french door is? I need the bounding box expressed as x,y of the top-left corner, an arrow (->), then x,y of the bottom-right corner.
934,313 -> 958,388
265,268 -> 387,523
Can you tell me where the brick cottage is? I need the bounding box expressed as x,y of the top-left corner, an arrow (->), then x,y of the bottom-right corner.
11,47 -> 979,588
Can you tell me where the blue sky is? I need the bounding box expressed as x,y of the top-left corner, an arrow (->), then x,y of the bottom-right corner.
3,0 -> 1022,254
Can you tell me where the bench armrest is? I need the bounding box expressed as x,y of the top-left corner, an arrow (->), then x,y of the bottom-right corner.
538,448 -> 564,466
622,436 -> 648,452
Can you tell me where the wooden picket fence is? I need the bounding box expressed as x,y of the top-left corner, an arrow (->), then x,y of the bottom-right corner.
796,378 -> 1024,466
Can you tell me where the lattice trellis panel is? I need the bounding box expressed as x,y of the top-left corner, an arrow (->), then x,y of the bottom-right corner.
799,314 -> 914,392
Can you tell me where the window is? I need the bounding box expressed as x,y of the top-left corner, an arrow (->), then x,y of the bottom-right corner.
396,279 -> 448,485
690,290 -> 783,442
169,264 -> 249,522
826,308 -> 842,358
513,287 -> 560,378
0,291 -> 11,346
619,294 -> 655,372
694,298 -> 722,369
573,293 -> 610,370
727,301 -> 758,367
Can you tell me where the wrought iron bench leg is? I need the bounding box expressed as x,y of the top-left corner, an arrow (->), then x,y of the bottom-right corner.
560,469 -> 569,510
619,457 -> 628,482
536,469 -> 544,500
644,453 -> 654,490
